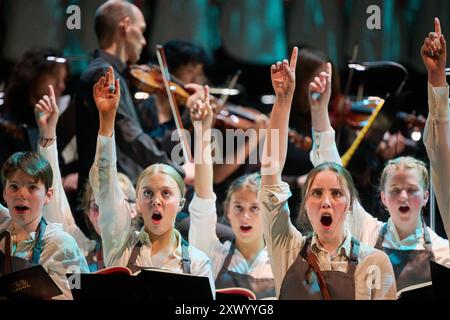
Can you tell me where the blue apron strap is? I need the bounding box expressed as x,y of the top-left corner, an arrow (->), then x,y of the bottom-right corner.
30,218 -> 47,265
180,236 -> 191,274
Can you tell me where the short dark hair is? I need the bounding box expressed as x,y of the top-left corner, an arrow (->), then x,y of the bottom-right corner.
94,0 -> 137,48
163,40 -> 211,73
1,152 -> 53,191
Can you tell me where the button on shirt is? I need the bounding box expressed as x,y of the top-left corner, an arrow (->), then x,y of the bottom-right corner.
310,232 -> 353,273
310,127 -> 450,268
89,134 -> 215,295
259,182 -> 397,299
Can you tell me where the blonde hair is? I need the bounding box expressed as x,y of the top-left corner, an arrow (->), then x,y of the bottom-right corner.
379,156 -> 429,191
118,172 -> 136,201
136,163 -> 185,198
297,162 -> 358,234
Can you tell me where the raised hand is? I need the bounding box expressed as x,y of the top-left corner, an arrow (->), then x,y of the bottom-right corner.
34,85 -> 59,146
93,66 -> 121,116
189,85 -> 213,128
308,62 -> 332,112
271,46 -> 298,97
93,67 -> 120,137
421,18 -> 447,86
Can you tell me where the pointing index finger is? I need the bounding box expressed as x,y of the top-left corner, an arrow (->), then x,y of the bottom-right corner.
204,85 -> 210,104
435,17 -> 441,36
290,46 -> 298,70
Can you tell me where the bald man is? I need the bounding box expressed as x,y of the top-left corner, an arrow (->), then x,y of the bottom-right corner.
75,0 -> 189,200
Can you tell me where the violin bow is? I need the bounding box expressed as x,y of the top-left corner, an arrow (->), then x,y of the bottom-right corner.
336,42 -> 359,148
340,97 -> 385,167
155,45 -> 193,163
217,69 -> 241,108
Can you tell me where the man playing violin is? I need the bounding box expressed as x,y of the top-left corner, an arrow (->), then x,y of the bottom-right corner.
75,0 -> 197,203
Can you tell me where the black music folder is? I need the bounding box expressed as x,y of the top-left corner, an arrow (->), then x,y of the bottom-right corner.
398,260 -> 450,300
70,267 -> 213,300
430,260 -> 450,300
0,265 -> 62,300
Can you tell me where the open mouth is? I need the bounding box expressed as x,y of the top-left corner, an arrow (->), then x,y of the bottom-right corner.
151,212 -> 163,224
240,226 -> 252,232
15,205 -> 29,213
320,213 -> 333,227
399,206 -> 410,214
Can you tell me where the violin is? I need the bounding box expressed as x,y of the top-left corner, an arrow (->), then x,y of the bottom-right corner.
330,95 -> 384,129
129,65 -> 190,106
129,65 -> 312,151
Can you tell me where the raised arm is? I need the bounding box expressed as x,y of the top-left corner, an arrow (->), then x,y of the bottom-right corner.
261,47 -> 298,186
422,18 -> 450,238
308,63 -> 341,165
192,86 -> 214,199
88,67 -> 131,266
35,85 -> 94,255
188,86 -> 222,257
308,64 -> 381,244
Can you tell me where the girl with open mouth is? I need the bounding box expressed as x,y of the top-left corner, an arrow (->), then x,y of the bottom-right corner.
88,68 -> 215,294
260,47 -> 397,300
309,19 -> 450,295
188,87 -> 275,299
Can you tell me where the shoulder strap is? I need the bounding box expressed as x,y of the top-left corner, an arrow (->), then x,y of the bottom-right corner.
30,218 -> 47,265
221,240 -> 236,270
95,241 -> 104,270
347,238 -> 360,275
126,240 -> 143,273
306,245 -> 332,300
1,231 -> 12,274
180,236 -> 191,274
375,222 -> 388,248
421,217 -> 434,254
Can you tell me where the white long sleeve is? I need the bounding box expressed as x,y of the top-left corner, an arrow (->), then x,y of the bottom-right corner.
423,83 -> 450,241
40,141 -> 96,257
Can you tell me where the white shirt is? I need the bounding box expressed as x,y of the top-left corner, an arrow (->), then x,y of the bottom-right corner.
258,182 -> 397,299
310,128 -> 450,268
40,141 -> 96,257
0,217 -> 89,300
188,193 -> 274,280
89,134 -> 215,295
424,83 -> 450,247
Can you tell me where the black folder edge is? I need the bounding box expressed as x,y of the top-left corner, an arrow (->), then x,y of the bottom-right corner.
0,265 -> 62,300
68,268 -> 213,300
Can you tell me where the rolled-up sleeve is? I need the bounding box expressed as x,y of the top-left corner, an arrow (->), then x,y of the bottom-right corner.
310,129 -> 341,166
